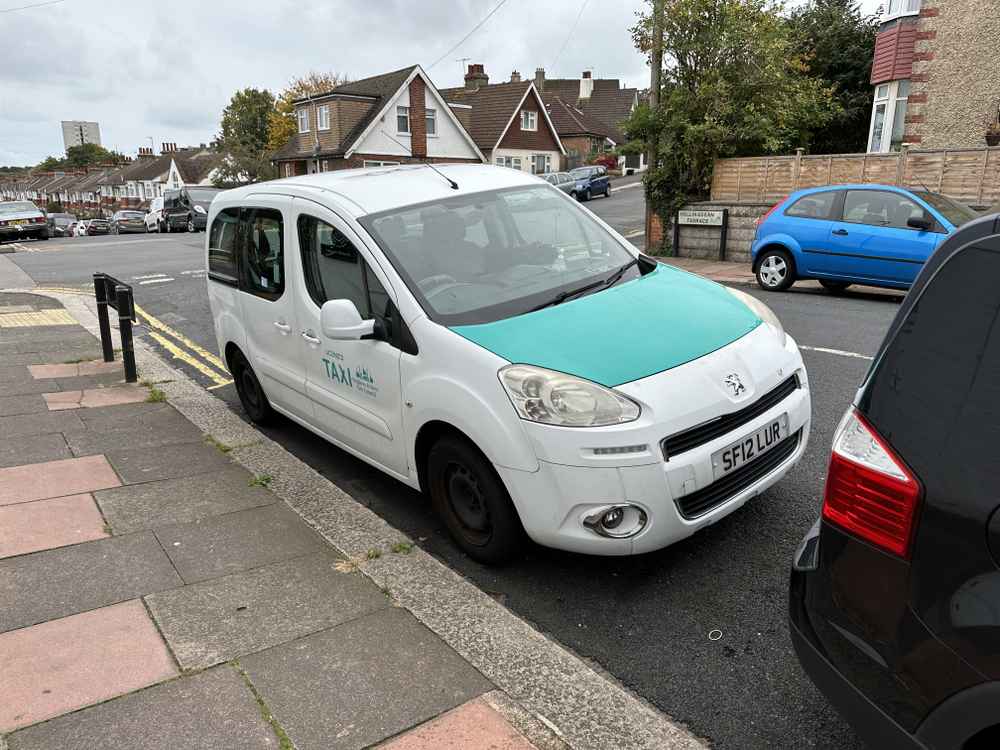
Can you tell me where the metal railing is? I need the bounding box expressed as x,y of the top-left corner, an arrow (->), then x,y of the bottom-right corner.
93,272 -> 137,383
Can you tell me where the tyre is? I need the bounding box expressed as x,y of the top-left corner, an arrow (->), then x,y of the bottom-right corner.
230,350 -> 275,426
427,435 -> 525,564
605,185 -> 611,198
164,221 -> 171,234
112,225 -> 118,235
819,279 -> 851,293
38,231 -> 49,241
755,248 -> 795,291
582,188 -> 591,202
186,217 -> 195,233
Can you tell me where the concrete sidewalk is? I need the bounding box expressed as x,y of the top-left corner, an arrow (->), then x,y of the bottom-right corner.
0,289 -> 705,750
658,257 -> 756,284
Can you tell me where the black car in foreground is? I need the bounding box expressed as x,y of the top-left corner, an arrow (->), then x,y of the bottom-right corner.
791,211 -> 1000,750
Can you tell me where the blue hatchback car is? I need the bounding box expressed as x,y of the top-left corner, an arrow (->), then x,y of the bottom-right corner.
751,184 -> 979,292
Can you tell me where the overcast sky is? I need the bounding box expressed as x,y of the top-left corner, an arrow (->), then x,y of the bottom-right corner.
0,0 -> 882,167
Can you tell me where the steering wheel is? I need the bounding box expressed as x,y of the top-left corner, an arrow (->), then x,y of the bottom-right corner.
418,274 -> 458,294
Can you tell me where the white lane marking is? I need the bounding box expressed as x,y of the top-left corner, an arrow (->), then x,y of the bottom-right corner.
799,345 -> 873,361
624,229 -> 645,239
612,181 -> 643,192
138,277 -> 174,285
133,273 -> 167,280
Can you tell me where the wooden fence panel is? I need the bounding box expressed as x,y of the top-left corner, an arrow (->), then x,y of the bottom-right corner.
711,147 -> 1000,206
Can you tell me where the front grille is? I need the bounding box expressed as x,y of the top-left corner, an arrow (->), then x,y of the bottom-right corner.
674,430 -> 800,520
661,375 -> 799,460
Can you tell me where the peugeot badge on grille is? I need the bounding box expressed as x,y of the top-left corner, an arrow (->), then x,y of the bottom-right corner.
724,373 -> 746,397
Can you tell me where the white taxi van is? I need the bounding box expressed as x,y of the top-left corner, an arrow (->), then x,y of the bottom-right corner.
207,164 -> 811,563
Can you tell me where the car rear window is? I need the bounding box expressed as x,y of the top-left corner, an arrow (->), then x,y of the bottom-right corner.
0,202 -> 38,214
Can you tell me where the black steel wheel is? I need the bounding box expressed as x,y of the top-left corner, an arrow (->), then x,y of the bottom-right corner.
230,350 -> 275,425
428,436 -> 524,564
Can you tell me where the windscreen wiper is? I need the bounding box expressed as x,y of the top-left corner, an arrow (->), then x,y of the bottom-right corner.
528,258 -> 639,312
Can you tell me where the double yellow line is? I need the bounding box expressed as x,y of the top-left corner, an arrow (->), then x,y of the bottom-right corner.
34,286 -> 233,388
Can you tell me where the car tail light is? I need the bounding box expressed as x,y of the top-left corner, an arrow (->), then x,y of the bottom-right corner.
753,200 -> 784,232
822,408 -> 922,558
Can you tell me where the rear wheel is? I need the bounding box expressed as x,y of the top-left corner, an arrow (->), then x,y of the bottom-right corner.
582,188 -> 591,202
605,185 -> 611,198
755,248 -> 795,291
427,436 -> 524,564
819,279 -> 851,294
230,350 -> 275,426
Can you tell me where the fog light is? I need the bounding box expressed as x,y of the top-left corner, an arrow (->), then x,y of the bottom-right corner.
583,504 -> 648,539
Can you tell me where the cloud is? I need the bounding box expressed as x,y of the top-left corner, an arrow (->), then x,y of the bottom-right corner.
1,0 -> 650,166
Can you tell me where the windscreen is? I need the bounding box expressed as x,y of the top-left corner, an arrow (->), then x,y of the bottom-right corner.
187,188 -> 220,206
912,191 -> 979,228
361,186 -> 636,326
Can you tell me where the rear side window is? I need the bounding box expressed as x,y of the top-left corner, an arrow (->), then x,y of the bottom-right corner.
785,192 -> 835,220
241,209 -> 284,300
208,208 -> 240,282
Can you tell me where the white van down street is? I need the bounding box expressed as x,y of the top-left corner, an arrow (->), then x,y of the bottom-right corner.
207,164 -> 811,562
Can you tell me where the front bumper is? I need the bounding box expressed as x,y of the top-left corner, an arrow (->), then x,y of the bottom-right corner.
497,327 -> 811,555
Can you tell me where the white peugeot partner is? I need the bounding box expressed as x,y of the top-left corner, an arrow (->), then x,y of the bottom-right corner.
207,164 -> 811,563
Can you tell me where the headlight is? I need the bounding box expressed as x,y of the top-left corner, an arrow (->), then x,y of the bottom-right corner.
726,287 -> 786,346
193,205 -> 207,215
500,365 -> 640,427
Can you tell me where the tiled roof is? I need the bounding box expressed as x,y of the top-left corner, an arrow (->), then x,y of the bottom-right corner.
537,78 -> 637,143
126,154 -> 173,181
439,81 -> 534,149
542,95 -> 614,139
274,65 -> 418,161
173,148 -> 221,184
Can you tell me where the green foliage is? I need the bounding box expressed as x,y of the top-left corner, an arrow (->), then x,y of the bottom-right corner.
628,0 -> 840,248
214,87 -> 278,187
35,144 -> 124,172
788,0 -> 879,154
267,71 -> 349,153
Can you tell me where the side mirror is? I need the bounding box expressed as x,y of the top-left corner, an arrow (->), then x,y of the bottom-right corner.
320,299 -> 376,340
907,215 -> 933,231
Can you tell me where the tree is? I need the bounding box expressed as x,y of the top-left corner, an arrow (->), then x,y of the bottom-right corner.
626,0 -> 840,251
267,71 -> 349,153
36,143 -> 124,172
213,87 -> 277,187
788,0 -> 879,154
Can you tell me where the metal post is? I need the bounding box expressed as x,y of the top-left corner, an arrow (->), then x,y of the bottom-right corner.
719,208 -> 730,262
115,285 -> 137,383
672,211 -> 680,258
93,273 -> 114,362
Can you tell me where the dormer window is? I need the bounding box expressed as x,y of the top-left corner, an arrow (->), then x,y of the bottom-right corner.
297,108 -> 310,134
521,111 -> 537,131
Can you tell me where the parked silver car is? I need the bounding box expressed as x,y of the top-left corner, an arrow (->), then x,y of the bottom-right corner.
541,172 -> 576,194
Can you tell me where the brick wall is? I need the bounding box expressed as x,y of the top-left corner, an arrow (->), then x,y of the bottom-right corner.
408,78 -> 427,158
646,202 -> 771,261
499,92 -> 561,151
906,1 -> 1000,148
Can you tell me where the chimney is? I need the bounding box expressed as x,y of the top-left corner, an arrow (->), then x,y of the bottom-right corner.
580,70 -> 594,100
464,63 -> 488,90
534,67 -> 545,91
510,70 -> 521,83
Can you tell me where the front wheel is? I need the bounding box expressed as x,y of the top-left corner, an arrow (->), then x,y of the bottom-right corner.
605,185 -> 611,198
428,436 -> 524,564
819,279 -> 851,294
582,188 -> 591,202
230,350 -> 275,426
755,249 -> 795,291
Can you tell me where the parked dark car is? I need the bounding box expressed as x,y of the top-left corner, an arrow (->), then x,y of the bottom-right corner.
110,210 -> 147,234
85,218 -> 110,236
162,186 -> 221,233
790,211 -> 1000,750
752,184 -> 979,293
0,200 -> 48,242
46,212 -> 76,237
568,165 -> 611,201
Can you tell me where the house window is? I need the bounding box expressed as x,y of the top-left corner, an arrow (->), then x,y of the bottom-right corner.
868,80 -> 909,153
362,160 -> 400,168
320,160 -> 330,172
317,105 -> 330,131
297,108 -> 310,134
397,106 -> 410,134
495,155 -> 523,170
425,108 -> 437,136
531,154 -> 551,174
883,0 -> 920,20
521,111 -> 537,131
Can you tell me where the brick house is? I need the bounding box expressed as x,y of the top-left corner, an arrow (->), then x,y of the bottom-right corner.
868,0 -> 1000,151
440,65 -> 565,174
542,93 -> 617,170
271,65 -> 484,176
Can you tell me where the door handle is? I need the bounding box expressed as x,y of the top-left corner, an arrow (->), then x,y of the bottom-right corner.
273,321 -> 291,334
301,330 -> 321,346
832,229 -> 849,236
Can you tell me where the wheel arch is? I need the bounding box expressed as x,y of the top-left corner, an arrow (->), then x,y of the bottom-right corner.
413,420 -> 477,494
752,238 -> 800,273
916,680 -> 1000,749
